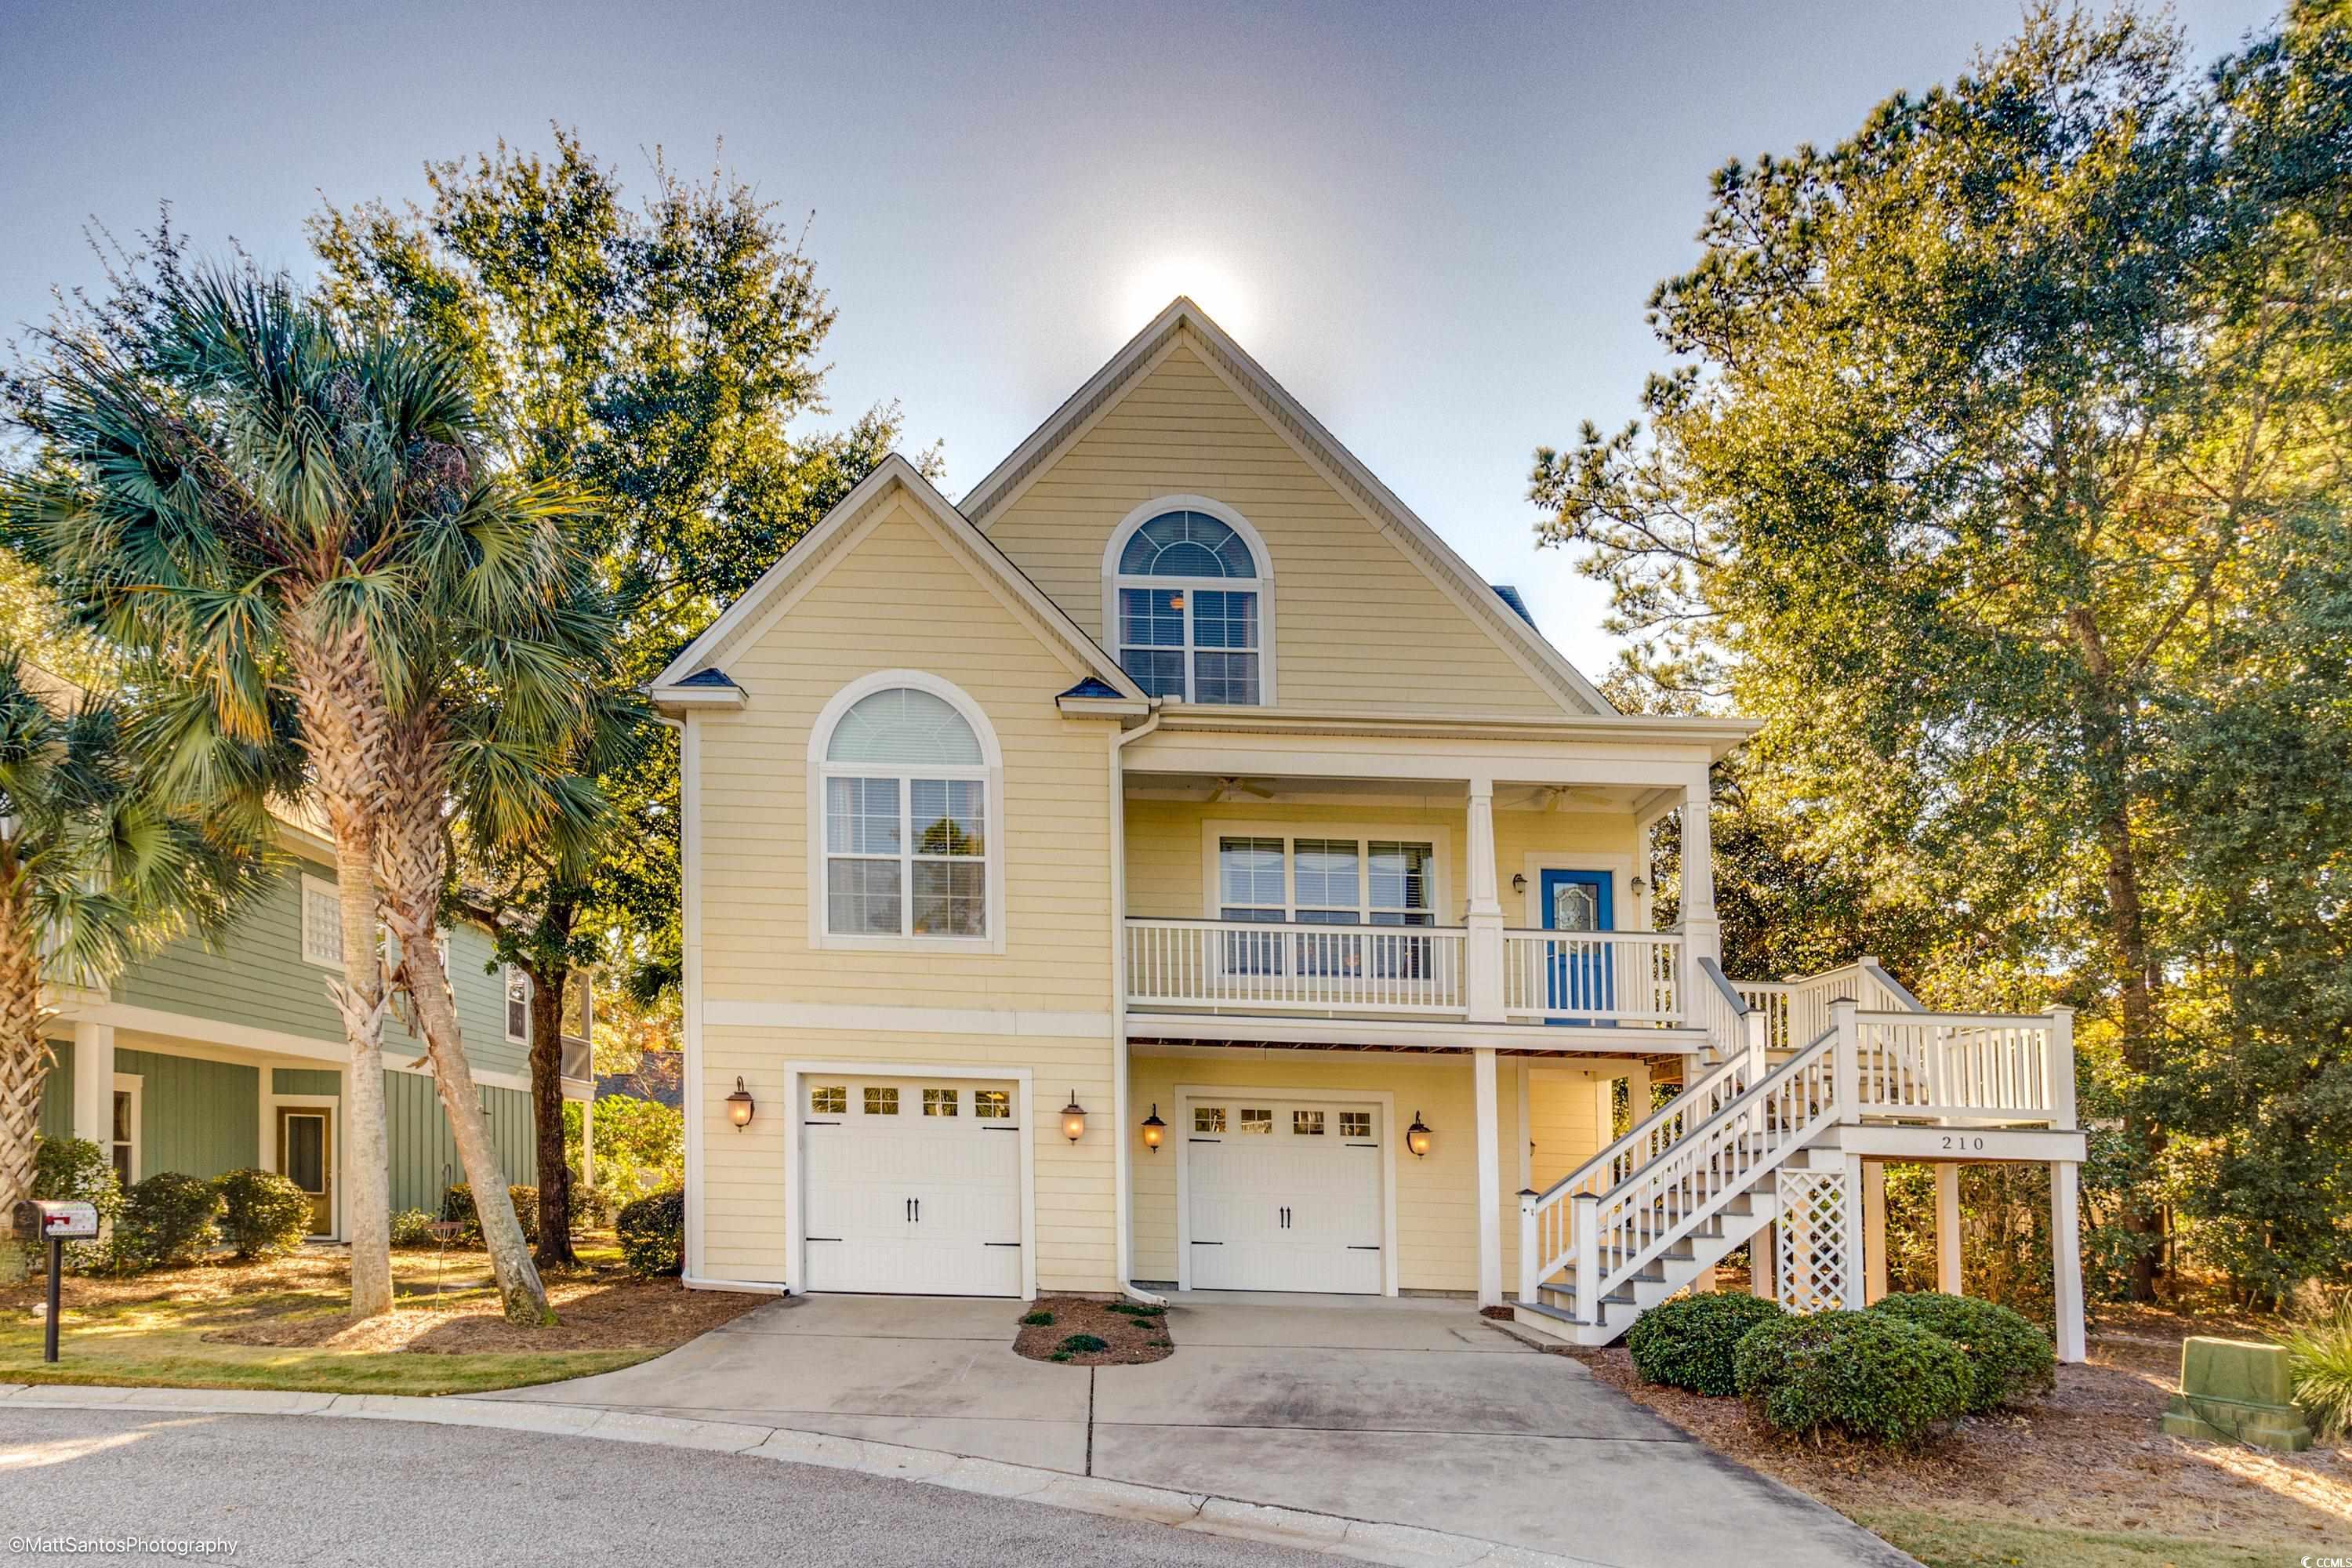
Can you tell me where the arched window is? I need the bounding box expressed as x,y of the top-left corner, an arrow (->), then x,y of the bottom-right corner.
813,678 -> 999,943
1108,504 -> 1270,704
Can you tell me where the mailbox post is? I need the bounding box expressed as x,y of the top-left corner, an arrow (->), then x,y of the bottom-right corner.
13,1200 -> 100,1362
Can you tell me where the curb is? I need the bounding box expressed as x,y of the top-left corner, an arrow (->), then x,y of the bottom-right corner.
0,1382 -> 1609,1568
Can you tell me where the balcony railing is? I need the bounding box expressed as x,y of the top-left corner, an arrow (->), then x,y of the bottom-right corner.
1501,930 -> 1682,1024
1123,919 -> 1687,1025
1125,918 -> 1468,1015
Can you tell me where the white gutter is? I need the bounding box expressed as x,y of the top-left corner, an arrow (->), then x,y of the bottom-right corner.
1109,704 -> 1165,1306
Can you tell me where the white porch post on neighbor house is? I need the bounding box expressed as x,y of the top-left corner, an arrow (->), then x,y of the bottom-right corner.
70,1020 -> 115,1146
1465,776 -> 1505,1024
1474,1047 -> 1502,1307
1935,1162 -> 1965,1294
2051,1160 -> 2089,1363
580,1097 -> 595,1189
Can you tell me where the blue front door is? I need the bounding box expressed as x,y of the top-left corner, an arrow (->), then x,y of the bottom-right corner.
1540,870 -> 1614,1023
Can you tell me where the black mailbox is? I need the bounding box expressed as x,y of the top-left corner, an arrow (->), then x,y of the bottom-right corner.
13,1200 -> 100,1241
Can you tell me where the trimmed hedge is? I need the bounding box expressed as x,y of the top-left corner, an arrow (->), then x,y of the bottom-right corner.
442,1183 -> 540,1247
389,1209 -> 441,1248
615,1189 -> 685,1278
1626,1291 -> 1788,1396
1733,1309 -> 1972,1445
110,1171 -> 223,1273
213,1168 -> 313,1261
1871,1291 -> 2056,1413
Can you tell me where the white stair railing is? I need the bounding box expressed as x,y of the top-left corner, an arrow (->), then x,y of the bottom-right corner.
1737,956 -> 1924,1051
1566,1029 -> 1842,1323
1851,1007 -> 2075,1125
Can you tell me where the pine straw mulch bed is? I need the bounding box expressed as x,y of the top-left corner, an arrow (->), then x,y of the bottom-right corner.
1538,1300 -> 2350,1559
1012,1296 -> 1174,1365
2,1247 -> 763,1356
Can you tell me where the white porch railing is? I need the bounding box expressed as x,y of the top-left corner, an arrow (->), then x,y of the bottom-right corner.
1123,918 -> 1468,1015
1737,957 -> 1922,1051
1848,1008 -> 2075,1124
1499,930 -> 1682,1024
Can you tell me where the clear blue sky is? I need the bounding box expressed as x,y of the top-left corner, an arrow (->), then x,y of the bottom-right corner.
0,0 -> 2279,677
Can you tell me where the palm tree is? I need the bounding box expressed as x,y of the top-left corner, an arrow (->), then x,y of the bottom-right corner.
5,263 -> 600,1320
0,652 -> 273,1261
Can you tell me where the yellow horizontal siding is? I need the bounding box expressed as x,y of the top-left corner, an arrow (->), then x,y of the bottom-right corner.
697,496 -> 1116,1013
985,334 -> 1573,717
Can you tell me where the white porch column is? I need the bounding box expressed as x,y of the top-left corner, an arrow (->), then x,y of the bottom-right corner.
70,1021 -> 115,1146
580,1096 -> 596,1189
1474,1047 -> 1501,1307
1935,1162 -> 1964,1294
1750,1223 -> 1775,1299
1464,776 -> 1505,1023
1840,1152 -> 1867,1311
1679,779 -> 1721,970
2050,1160 -> 2088,1363
1862,1159 -> 1888,1305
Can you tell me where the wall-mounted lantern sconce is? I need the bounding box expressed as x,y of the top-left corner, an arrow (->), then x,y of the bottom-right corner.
1510,873 -> 1526,894
1406,1112 -> 1433,1158
725,1077 -> 756,1130
1630,874 -> 1650,898
1062,1091 -> 1087,1142
1140,1104 -> 1166,1152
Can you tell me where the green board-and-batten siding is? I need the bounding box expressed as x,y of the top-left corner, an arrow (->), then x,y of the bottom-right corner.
114,1047 -> 260,1179
384,1070 -> 536,1214
272,1069 -> 339,1097
37,1038 -> 73,1140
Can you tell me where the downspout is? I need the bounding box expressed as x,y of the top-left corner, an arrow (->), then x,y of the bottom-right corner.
1110,702 -> 1164,1305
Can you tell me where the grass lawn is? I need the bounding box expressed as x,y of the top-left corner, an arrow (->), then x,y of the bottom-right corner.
0,1243 -> 758,1397
1853,1507 -> 2299,1568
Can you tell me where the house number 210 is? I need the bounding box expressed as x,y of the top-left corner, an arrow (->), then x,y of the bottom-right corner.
1940,1135 -> 1987,1152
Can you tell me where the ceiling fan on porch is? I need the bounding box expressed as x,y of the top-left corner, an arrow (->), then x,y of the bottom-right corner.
1207,776 -> 1276,803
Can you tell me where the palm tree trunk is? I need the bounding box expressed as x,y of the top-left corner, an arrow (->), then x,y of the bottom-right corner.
376,755 -> 550,1325
0,870 -> 54,1285
289,630 -> 396,1319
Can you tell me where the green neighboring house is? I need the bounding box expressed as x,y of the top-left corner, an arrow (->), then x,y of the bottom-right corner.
35,809 -> 592,1237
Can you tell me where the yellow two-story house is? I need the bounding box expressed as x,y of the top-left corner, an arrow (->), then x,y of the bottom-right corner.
651,299 -> 2090,1355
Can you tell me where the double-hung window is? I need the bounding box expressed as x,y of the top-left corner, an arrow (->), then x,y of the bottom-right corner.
1114,511 -> 1265,704
821,684 -> 992,941
1216,834 -> 1438,976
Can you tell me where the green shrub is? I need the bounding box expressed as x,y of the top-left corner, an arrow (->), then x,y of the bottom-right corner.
1870,1291 -> 2056,1413
1107,1301 -> 1163,1318
1626,1291 -> 1788,1396
568,1181 -> 619,1232
109,1171 -> 223,1273
1020,1309 -> 1054,1327
2278,1298 -> 2352,1439
212,1169 -> 312,1261
615,1189 -> 685,1278
389,1209 -> 441,1248
1733,1310 -> 1972,1445
441,1183 -> 540,1247
31,1137 -> 123,1272
1057,1333 -> 1108,1354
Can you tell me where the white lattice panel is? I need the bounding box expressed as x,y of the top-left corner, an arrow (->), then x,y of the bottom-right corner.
1775,1169 -> 1852,1313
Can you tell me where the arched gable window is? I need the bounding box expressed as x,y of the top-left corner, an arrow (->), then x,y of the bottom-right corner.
1105,501 -> 1272,704
811,675 -> 1001,946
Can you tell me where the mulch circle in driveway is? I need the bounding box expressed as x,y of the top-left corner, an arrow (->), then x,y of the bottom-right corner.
1012,1297 -> 1174,1365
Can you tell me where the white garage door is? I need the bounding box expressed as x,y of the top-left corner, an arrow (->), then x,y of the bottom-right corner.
801,1076 -> 1023,1296
1186,1098 -> 1383,1294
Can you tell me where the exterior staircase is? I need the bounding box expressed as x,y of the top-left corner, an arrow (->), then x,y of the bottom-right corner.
1512,956 -> 2074,1346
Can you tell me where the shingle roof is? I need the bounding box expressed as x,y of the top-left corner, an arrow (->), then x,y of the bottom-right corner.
1058,676 -> 1127,700
1491,585 -> 1537,628
676,667 -> 742,689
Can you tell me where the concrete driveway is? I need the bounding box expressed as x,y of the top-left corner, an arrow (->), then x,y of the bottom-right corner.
497,1292 -> 1911,1568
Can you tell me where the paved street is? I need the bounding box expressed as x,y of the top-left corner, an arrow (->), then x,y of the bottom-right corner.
0,1407 -> 1331,1568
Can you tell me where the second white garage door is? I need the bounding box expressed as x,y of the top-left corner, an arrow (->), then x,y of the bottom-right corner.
1185,1097 -> 1384,1294
801,1075 -> 1023,1297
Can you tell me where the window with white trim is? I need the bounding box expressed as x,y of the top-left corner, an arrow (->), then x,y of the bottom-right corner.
1217,836 -> 1436,925
1114,511 -> 1264,703
300,876 -> 342,968
110,1074 -> 141,1186
504,965 -> 529,1044
819,686 -> 991,939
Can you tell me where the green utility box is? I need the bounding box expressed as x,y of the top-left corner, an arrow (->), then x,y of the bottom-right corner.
2161,1337 -> 2314,1452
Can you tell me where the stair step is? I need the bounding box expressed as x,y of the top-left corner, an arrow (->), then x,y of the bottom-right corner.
1515,1298 -> 1592,1328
